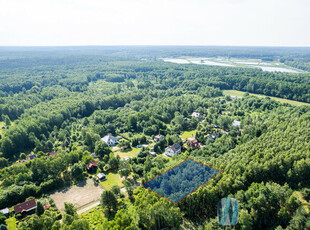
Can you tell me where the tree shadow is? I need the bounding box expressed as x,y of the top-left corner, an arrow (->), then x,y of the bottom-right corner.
76,179 -> 87,187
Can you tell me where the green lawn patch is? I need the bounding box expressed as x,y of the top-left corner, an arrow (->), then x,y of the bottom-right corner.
114,147 -> 140,159
100,170 -> 123,190
223,90 -> 310,106
180,130 -> 196,140
6,217 -> 17,230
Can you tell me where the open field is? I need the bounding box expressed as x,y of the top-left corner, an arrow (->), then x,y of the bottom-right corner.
180,130 -> 196,139
223,90 -> 310,106
114,147 -> 140,159
100,170 -> 123,190
50,178 -> 104,211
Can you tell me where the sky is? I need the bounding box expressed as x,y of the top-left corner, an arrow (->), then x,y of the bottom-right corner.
0,0 -> 309,46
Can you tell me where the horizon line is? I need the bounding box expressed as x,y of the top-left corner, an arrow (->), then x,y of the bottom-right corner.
1,44 -> 310,48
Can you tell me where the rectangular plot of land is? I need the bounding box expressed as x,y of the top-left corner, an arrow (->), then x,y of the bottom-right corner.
142,159 -> 223,204
50,178 -> 104,211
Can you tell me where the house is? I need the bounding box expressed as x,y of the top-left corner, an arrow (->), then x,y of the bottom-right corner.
149,152 -> 156,156
231,95 -> 238,100
154,134 -> 165,142
97,173 -> 106,181
101,135 -> 118,146
47,152 -> 57,158
0,208 -> 9,218
165,143 -> 181,157
14,199 -> 36,215
91,153 -> 98,158
186,137 -> 200,149
232,120 -> 241,127
191,112 -> 202,118
86,162 -> 98,171
27,154 -> 37,160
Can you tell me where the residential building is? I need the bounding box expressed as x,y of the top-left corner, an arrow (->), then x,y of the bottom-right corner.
186,137 -> 200,149
14,199 -> 36,215
101,135 -> 118,146
165,143 -> 181,157
154,134 -> 165,142
86,162 -> 98,171
232,120 -> 241,127
47,152 -> 57,158
0,208 -> 9,218
97,173 -> 106,181
27,154 -> 37,160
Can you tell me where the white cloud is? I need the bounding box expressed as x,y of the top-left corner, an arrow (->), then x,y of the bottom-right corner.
0,0 -> 309,46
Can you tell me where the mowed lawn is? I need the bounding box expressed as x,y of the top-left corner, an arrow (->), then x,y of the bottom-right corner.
50,178 -> 104,211
223,90 -> 310,106
180,130 -> 196,139
114,147 -> 140,159
100,170 -> 123,190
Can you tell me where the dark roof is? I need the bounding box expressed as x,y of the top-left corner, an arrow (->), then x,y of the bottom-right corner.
27,154 -> 37,160
14,199 -> 36,214
171,143 -> 181,152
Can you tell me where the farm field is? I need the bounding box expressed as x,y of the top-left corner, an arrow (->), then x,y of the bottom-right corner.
100,170 -> 123,190
50,178 -> 104,211
223,90 -> 310,106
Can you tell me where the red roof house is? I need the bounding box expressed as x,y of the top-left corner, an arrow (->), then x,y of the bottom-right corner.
47,152 -> 57,158
14,199 -> 36,215
86,162 -> 98,171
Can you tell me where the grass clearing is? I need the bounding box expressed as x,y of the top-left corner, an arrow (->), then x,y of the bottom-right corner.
180,130 -> 196,139
100,170 -> 123,190
223,90 -> 310,106
6,217 -> 17,230
114,147 -> 140,159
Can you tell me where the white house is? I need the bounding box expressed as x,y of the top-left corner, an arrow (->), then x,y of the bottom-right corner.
97,173 -> 106,181
154,134 -> 165,142
232,120 -> 241,127
231,96 -> 238,100
192,112 -> 202,118
101,135 -> 118,146
165,143 -> 181,157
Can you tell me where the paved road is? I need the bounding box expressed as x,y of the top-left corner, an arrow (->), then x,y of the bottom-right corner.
77,201 -> 100,215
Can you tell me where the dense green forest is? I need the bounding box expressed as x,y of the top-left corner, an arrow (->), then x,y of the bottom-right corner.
0,47 -> 310,230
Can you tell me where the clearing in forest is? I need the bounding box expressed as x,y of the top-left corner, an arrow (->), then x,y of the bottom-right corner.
50,178 -> 104,211
142,159 -> 223,204
223,90 -> 310,106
